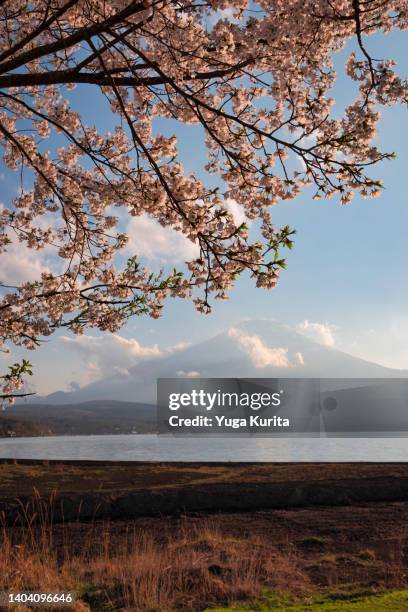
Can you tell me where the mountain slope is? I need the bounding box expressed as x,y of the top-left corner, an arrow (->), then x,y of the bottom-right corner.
33,320 -> 406,405
8,400 -> 156,435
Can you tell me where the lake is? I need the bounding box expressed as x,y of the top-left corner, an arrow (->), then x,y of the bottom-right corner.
0,435 -> 408,461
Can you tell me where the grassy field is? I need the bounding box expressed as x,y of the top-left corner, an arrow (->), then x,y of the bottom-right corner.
206,590 -> 408,611
1,518 -> 308,611
2,501 -> 408,610
2,462 -> 408,609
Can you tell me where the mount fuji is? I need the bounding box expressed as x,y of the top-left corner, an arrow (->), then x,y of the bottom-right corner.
32,320 -> 406,405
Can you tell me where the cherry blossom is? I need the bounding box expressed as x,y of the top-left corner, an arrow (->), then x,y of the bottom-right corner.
0,358 -> 33,407
0,0 -> 405,362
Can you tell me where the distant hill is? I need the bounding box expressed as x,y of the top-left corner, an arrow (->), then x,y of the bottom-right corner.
0,415 -> 51,438
2,401 -> 156,437
30,320 -> 407,405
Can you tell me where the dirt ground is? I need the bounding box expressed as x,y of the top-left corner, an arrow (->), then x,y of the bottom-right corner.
2,459 -> 408,496
3,462 -> 408,607
2,460 -> 408,524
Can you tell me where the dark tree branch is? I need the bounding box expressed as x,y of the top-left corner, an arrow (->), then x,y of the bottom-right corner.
0,0 -> 79,65
0,59 -> 254,88
0,0 -> 155,76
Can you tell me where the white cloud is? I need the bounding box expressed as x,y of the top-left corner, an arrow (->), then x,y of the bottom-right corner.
177,370 -> 201,378
0,206 -> 62,285
170,341 -> 191,352
294,351 -> 305,366
68,381 -> 81,392
60,333 -> 190,381
223,198 -> 249,227
0,240 -> 50,285
296,320 -> 335,347
126,215 -> 199,263
228,327 -> 291,368
207,7 -> 237,26
291,130 -> 319,172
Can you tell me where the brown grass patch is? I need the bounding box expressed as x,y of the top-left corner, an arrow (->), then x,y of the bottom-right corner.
0,514 -> 310,611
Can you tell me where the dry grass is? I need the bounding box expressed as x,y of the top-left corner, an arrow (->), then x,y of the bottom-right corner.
2,495 -> 408,610
0,510 -> 310,611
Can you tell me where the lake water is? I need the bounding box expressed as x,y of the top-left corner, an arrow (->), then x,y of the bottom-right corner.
0,435 -> 408,461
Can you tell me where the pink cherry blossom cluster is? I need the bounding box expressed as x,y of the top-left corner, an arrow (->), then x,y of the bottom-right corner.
0,358 -> 32,407
0,0 -> 406,353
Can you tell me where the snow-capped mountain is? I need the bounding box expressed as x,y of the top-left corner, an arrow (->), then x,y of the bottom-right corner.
34,320 -> 406,405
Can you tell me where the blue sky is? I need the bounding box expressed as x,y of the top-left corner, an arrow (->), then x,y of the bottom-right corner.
0,28 -> 407,394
